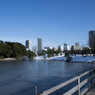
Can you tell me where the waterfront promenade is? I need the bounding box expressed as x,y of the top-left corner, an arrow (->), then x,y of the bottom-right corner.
86,85 -> 95,95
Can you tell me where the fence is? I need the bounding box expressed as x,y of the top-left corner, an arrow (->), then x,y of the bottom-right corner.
36,68 -> 95,95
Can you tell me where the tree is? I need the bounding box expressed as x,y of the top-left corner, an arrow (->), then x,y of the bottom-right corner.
4,44 -> 13,58
26,50 -> 36,59
0,40 -> 3,44
0,41 -> 27,59
47,49 -> 54,57
55,50 -> 59,56
65,51 -> 70,58
12,42 -> 26,58
92,44 -> 95,55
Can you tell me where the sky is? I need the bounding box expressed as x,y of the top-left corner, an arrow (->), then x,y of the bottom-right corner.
0,0 -> 95,48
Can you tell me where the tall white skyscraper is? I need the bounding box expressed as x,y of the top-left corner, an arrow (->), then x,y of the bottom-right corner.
64,43 -> 70,51
25,40 -> 31,50
37,38 -> 42,54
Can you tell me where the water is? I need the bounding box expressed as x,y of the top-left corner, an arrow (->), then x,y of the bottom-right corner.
0,60 -> 94,95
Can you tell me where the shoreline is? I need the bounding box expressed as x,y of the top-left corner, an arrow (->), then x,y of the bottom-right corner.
0,58 -> 16,61
1,56 -> 95,65
70,55 -> 95,64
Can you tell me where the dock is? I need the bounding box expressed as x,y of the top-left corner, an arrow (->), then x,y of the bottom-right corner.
39,68 -> 95,95
86,85 -> 95,95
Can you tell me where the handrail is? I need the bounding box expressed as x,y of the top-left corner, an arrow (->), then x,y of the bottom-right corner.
39,68 -> 95,95
40,77 -> 78,95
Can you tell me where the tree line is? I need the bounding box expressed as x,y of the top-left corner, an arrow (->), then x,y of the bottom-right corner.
65,44 -> 95,58
40,44 -> 95,59
39,49 -> 63,58
0,40 -> 36,59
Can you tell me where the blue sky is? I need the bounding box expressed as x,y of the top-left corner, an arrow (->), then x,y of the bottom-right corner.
0,0 -> 95,48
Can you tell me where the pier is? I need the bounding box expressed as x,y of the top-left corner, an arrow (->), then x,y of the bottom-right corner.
38,68 -> 95,95
86,85 -> 95,95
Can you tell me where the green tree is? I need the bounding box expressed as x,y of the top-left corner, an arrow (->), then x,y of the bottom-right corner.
47,49 -> 54,57
26,50 -> 36,59
0,40 -> 3,44
0,41 -> 37,59
12,42 -> 26,58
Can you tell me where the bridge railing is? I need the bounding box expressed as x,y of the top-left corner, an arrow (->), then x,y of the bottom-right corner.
38,68 -> 95,95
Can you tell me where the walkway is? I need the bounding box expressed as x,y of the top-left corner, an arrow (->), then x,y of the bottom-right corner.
86,85 -> 95,95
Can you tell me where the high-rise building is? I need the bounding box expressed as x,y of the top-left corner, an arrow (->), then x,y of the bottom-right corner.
32,46 -> 37,54
58,45 -> 63,51
25,40 -> 31,50
37,38 -> 42,54
75,42 -> 79,46
64,43 -> 70,51
89,30 -> 95,48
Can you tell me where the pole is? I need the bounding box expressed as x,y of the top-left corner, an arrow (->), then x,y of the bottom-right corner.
35,86 -> 37,95
78,77 -> 80,95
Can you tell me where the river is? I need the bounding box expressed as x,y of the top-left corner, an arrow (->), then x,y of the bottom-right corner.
0,60 -> 94,95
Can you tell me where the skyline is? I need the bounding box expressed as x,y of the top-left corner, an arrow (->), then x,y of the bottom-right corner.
0,0 -> 95,47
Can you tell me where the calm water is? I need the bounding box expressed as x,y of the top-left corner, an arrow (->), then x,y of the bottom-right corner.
0,60 -> 94,95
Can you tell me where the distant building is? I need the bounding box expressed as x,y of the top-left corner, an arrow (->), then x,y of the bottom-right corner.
44,47 -> 48,51
58,45 -> 63,51
89,30 -> 95,48
71,46 -> 82,51
44,47 -> 53,51
37,38 -> 42,54
64,43 -> 70,51
32,46 -> 37,54
53,47 -> 57,51
25,40 -> 31,50
44,47 -> 50,51
49,47 -> 53,50
75,42 -> 79,46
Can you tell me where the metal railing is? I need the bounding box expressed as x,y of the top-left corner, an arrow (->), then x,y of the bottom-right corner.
36,68 -> 95,95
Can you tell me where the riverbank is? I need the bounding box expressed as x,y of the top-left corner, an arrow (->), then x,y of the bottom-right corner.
0,58 -> 16,61
34,54 -> 66,61
35,55 -> 95,64
46,56 -> 66,61
70,55 -> 95,63
1,55 -> 95,64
